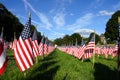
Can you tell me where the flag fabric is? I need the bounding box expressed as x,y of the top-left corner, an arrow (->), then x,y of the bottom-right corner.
112,43 -> 118,58
12,32 -> 17,50
39,35 -> 44,56
95,47 -> 101,56
32,28 -> 39,57
83,35 -> 95,59
113,41 -> 118,53
44,38 -> 48,54
86,35 -> 95,50
0,29 -> 7,75
78,39 -> 86,59
14,14 -> 34,72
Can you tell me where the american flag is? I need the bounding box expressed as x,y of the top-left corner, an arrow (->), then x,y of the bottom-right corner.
39,35 -> 44,56
32,28 -> 39,57
86,35 -> 95,50
44,38 -> 48,54
95,47 -> 101,56
113,41 -> 118,53
11,32 -> 17,50
111,41 -> 118,58
78,39 -> 86,59
0,28 -> 7,75
84,35 -> 95,59
14,13 -> 34,72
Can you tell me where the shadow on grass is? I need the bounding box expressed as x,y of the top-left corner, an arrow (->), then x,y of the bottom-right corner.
26,50 -> 60,80
7,54 -> 14,60
94,63 -> 120,80
29,65 -> 59,80
84,59 -> 91,62
63,73 -> 68,80
97,55 -> 117,62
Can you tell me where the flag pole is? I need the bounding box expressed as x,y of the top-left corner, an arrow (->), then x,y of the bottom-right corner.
42,32 -> 45,59
23,11 -> 30,78
81,33 -> 84,62
118,16 -> 120,70
93,30 -> 96,67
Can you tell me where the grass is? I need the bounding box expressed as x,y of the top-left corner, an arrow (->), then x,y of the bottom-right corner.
0,48 -> 120,80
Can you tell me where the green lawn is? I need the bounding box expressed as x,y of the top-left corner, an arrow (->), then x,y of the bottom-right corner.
0,48 -> 119,80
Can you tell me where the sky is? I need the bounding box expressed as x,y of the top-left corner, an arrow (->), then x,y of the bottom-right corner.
1,0 -> 120,40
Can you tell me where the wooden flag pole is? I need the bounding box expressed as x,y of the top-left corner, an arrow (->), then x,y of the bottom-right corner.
42,32 -> 45,59
81,33 -> 84,62
118,16 -> 120,70
93,30 -> 96,67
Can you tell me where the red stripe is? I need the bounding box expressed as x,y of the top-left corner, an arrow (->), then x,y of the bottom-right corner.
18,39 -> 30,69
33,40 -> 38,57
14,51 -> 23,72
39,43 -> 43,55
15,40 -> 27,71
27,39 -> 34,62
33,41 -> 38,57
0,42 -> 4,56
0,57 -> 7,75
22,38 -> 33,67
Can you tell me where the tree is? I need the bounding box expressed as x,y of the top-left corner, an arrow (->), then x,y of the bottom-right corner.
53,38 -> 63,46
87,32 -> 101,45
70,33 -> 82,46
105,10 -> 120,43
63,35 -> 70,46
30,25 -> 42,44
0,3 -> 43,43
0,3 -> 24,41
53,33 -> 82,46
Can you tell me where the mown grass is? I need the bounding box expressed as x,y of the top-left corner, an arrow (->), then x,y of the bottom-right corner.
0,48 -> 120,80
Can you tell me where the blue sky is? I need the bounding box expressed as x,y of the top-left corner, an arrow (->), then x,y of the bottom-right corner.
1,0 -> 120,40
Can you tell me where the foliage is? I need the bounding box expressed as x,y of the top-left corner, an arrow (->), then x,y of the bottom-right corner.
53,33 -> 82,46
53,32 -> 101,46
86,32 -> 101,45
70,33 -> 82,45
105,10 -> 120,43
0,3 -> 24,41
0,3 -> 43,42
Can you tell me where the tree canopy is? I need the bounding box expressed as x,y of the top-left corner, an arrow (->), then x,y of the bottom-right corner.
86,32 -> 101,45
105,10 -> 120,43
53,32 -> 101,46
53,33 -> 82,46
0,3 -> 24,41
0,3 -> 43,42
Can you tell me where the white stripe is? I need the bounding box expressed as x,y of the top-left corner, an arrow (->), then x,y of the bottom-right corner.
14,47 -> 25,71
33,41 -> 38,56
19,37 -> 30,68
25,38 -> 33,65
0,50 -> 6,68
32,41 -> 37,57
33,41 -> 38,53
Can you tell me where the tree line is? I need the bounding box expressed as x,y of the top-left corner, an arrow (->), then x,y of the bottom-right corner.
53,32 -> 102,46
